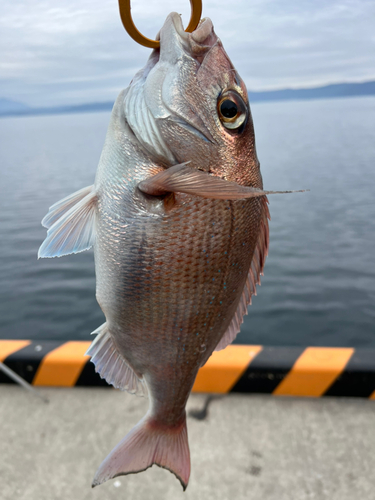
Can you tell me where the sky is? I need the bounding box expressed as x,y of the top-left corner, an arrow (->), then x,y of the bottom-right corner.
0,0 -> 374,107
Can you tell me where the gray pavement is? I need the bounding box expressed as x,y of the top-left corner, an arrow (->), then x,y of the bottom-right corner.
1,386 -> 374,500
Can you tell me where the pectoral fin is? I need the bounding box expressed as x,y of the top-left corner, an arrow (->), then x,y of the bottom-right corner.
139,163 -> 306,199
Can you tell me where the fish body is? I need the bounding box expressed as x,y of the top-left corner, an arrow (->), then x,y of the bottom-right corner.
39,13 -> 271,489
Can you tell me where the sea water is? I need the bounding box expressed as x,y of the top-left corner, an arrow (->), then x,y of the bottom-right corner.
0,96 -> 374,346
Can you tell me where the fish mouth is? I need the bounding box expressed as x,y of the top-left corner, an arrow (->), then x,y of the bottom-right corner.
156,13 -> 218,144
144,13 -> 218,79
166,12 -> 218,63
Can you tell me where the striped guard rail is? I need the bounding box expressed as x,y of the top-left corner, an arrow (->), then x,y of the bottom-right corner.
1,340 -> 375,398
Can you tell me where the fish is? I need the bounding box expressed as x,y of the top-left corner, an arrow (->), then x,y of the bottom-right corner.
39,12 -> 303,490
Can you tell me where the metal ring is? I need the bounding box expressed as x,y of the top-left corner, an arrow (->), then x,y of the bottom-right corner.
118,0 -> 203,49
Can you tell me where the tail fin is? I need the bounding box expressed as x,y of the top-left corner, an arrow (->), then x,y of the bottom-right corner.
92,413 -> 190,490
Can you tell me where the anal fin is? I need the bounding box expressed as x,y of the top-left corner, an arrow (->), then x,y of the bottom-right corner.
86,323 -> 148,397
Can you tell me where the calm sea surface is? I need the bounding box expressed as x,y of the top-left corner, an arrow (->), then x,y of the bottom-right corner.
0,96 -> 374,346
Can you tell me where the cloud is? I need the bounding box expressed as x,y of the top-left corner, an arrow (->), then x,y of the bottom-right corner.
0,0 -> 374,106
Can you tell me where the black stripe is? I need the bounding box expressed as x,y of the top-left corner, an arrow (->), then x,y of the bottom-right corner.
231,346 -> 305,393
0,341 -> 63,384
75,359 -> 111,387
324,349 -> 375,398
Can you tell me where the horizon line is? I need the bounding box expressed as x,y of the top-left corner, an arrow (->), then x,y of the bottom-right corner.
1,79 -> 374,118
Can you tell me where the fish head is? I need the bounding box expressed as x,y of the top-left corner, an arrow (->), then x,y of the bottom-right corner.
125,13 -> 262,188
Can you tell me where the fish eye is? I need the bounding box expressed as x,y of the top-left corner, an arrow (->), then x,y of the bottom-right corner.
217,91 -> 247,131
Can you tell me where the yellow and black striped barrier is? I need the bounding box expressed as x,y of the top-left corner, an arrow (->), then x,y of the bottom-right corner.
1,340 -> 375,398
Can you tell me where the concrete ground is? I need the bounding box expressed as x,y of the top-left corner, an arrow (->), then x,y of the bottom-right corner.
1,386 -> 374,500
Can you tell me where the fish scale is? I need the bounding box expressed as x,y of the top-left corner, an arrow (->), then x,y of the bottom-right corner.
97,184 -> 261,378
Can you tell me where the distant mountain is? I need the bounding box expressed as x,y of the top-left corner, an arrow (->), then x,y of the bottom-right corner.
1,81 -> 374,118
0,98 -> 30,114
248,80 -> 375,102
0,100 -> 113,117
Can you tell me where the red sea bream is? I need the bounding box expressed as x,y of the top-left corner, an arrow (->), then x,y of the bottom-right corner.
39,13 -> 298,490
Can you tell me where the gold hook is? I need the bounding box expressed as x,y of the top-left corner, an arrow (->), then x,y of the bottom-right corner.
118,0 -> 203,49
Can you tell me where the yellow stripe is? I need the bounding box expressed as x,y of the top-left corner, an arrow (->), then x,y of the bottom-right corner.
273,347 -> 354,397
0,340 -> 31,362
370,391 -> 375,400
33,341 -> 91,387
192,345 -> 262,393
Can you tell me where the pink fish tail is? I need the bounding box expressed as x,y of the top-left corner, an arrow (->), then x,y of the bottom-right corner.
92,413 -> 190,490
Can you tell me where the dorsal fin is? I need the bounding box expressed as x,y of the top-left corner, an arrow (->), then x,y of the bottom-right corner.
215,197 -> 270,352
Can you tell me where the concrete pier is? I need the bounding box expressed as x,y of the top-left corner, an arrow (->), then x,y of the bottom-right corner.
1,386 -> 374,499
